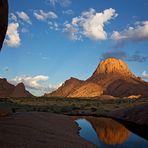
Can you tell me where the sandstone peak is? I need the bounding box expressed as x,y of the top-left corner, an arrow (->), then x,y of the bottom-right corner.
45,58 -> 148,98
16,83 -> 25,89
94,58 -> 134,77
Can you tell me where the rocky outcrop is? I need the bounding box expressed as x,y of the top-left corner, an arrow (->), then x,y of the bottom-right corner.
45,77 -> 83,97
0,78 -> 33,98
109,103 -> 148,126
45,58 -> 148,98
11,83 -> 33,98
93,58 -> 134,77
0,78 -> 14,98
68,82 -> 103,97
0,112 -> 95,148
0,0 -> 8,50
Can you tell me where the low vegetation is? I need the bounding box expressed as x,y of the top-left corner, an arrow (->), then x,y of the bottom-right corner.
0,97 -> 148,115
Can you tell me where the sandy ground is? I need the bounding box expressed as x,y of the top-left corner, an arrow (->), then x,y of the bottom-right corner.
0,111 -> 95,148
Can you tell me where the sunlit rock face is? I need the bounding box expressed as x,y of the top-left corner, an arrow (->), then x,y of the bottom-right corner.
45,58 -> 148,98
87,117 -> 129,145
68,83 -> 103,97
45,77 -> 83,97
93,58 -> 134,77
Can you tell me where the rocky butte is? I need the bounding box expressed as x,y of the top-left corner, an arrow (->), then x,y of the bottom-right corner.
45,58 -> 148,98
0,78 -> 33,98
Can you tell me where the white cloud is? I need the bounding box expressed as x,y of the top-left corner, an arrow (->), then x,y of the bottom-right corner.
64,8 -> 117,41
47,83 -> 62,92
16,11 -> 32,24
10,13 -> 17,22
21,28 -> 29,33
141,71 -> 148,80
111,21 -> 148,47
48,0 -> 58,6
9,75 -> 62,96
63,23 -> 80,40
48,0 -> 71,7
48,21 -> 60,31
63,9 -> 74,15
5,23 -> 21,48
9,75 -> 49,90
33,10 -> 58,21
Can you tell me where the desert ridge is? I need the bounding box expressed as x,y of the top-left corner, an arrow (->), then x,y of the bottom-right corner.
0,78 -> 33,98
45,58 -> 148,98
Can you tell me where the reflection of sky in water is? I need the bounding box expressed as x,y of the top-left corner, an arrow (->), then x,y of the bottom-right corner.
76,118 -> 100,146
75,118 -> 148,148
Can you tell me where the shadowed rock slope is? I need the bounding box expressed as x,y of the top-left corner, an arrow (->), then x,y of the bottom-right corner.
45,58 -> 148,98
109,103 -> 148,126
0,0 -> 8,50
0,78 -> 33,98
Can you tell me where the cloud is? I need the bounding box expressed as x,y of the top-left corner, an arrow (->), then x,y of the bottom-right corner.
141,71 -> 148,80
48,0 -> 71,7
64,8 -> 117,41
10,13 -> 17,22
48,21 -> 60,31
111,21 -> 148,47
101,51 -> 127,60
33,10 -> 58,21
9,75 -> 62,96
45,83 -> 62,92
16,11 -> 32,24
63,9 -> 74,15
9,75 -> 49,90
101,50 -> 148,63
63,23 -> 80,40
5,23 -> 21,48
21,28 -> 29,33
127,54 -> 148,62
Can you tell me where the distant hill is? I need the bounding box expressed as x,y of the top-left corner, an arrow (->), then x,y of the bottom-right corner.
45,58 -> 148,98
0,78 -> 33,98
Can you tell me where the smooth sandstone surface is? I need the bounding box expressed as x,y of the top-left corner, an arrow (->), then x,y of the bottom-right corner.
0,112 -> 95,148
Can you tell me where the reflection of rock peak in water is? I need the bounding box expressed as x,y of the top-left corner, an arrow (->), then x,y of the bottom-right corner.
87,117 -> 129,145
45,58 -> 148,98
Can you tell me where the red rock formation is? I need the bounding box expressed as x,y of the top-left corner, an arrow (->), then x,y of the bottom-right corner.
68,82 -> 103,97
45,77 -> 83,97
0,78 -> 33,98
11,83 -> 33,97
0,78 -> 14,98
45,58 -> 148,98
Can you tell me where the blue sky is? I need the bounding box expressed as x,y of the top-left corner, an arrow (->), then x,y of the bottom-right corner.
0,0 -> 148,96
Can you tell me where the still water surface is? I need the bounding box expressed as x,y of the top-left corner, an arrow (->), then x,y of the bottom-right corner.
75,117 -> 148,148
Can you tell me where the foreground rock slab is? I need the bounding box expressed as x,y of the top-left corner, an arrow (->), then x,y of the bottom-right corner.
109,103 -> 148,126
0,112 -> 95,148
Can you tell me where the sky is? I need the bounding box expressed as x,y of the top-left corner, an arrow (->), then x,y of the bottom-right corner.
0,0 -> 148,96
